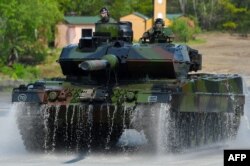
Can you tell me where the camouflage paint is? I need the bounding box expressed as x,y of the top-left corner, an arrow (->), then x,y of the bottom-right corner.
12,73 -> 245,114
12,22 -> 245,151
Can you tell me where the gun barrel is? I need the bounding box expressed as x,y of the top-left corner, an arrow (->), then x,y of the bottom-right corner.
79,54 -> 119,71
79,60 -> 108,71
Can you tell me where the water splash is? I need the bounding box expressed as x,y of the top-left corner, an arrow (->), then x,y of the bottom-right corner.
156,103 -> 171,153
12,97 -> 245,154
52,106 -> 60,152
64,105 -> 69,150
105,104 -> 117,150
70,106 -> 76,151
117,106 -> 130,150
0,103 -> 26,155
232,77 -> 250,148
127,103 -> 172,152
76,105 -> 82,152
117,129 -> 147,147
43,105 -> 51,152
87,104 -> 93,152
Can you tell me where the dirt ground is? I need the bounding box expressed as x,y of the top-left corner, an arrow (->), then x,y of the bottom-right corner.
191,32 -> 250,77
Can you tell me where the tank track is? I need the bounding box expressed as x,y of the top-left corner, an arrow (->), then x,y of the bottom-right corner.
16,103 -> 123,153
130,104 -> 242,152
16,103 -> 46,152
16,103 -> 242,153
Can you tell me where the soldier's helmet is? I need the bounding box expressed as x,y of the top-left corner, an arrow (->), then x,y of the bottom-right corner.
154,18 -> 165,26
154,18 -> 165,32
100,7 -> 109,16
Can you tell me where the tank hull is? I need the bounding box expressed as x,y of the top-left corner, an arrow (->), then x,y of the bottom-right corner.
12,74 -> 245,152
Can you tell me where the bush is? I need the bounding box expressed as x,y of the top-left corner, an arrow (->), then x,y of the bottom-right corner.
18,41 -> 48,65
0,41 -> 48,67
1,63 -> 40,80
170,17 -> 201,42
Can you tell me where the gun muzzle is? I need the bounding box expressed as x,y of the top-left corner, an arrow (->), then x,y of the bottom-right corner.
79,60 -> 108,71
79,54 -> 118,71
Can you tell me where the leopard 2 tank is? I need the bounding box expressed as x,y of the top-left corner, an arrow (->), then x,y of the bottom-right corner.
12,21 -> 245,152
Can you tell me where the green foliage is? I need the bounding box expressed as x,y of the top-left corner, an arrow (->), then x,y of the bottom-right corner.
168,0 -> 250,34
219,0 -> 247,14
168,1 -> 181,13
222,21 -> 237,31
171,17 -> 201,43
130,0 -> 153,17
236,11 -> 250,36
57,0 -> 105,16
0,0 -> 63,64
109,1 -> 133,20
18,41 -> 48,64
218,0 -> 250,35
57,0 -> 153,19
1,63 -> 40,80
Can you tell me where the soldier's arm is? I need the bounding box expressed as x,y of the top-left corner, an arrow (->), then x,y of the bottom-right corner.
163,28 -> 175,38
142,31 -> 150,38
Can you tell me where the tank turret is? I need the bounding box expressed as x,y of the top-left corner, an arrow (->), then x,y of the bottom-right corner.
58,22 -> 201,81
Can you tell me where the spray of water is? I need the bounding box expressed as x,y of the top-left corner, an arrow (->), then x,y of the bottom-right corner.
1,77 -> 249,156
105,104 -> 116,150
0,103 -> 26,156
229,76 -> 250,148
86,104 -> 93,152
156,103 -> 171,153
0,88 -> 249,166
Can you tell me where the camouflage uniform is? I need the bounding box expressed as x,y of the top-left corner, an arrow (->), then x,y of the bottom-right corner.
141,18 -> 174,43
97,7 -> 116,23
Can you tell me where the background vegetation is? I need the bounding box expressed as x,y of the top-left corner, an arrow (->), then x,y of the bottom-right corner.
0,0 -> 249,81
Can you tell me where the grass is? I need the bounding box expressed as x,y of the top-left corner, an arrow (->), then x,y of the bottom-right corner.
0,48 -> 64,82
174,33 -> 207,45
187,37 -> 206,45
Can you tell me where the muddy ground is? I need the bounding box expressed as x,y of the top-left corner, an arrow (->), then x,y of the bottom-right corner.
192,32 -> 250,78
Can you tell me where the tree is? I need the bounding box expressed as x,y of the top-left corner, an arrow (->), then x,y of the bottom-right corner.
178,0 -> 188,15
57,0 -> 105,16
57,0 -> 153,18
109,1 -> 133,20
130,0 -> 153,17
167,0 -> 249,31
0,0 -> 63,64
171,17 -> 201,42
219,0 -> 249,35
168,0 -> 181,13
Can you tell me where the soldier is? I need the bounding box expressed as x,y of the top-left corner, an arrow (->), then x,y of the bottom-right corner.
97,7 -> 116,23
141,18 -> 174,43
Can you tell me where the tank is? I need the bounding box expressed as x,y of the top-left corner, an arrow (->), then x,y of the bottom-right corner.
12,22 -> 245,153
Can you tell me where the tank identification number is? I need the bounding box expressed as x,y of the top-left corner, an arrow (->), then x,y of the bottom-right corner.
148,96 -> 157,102
18,94 -> 27,102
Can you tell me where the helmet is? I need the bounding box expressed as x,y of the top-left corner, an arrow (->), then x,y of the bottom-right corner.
154,18 -> 165,26
100,7 -> 109,15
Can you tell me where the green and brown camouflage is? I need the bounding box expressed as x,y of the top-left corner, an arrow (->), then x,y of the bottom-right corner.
12,22 -> 245,152
12,74 -> 244,112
